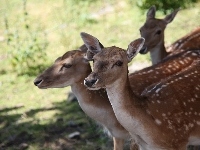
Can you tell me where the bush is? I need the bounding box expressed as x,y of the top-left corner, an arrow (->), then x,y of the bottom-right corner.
4,0 -> 48,76
136,0 -> 199,14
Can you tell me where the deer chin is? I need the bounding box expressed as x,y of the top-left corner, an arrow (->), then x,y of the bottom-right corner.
87,86 -> 101,90
37,86 -> 45,89
37,81 -> 69,89
37,84 -> 48,89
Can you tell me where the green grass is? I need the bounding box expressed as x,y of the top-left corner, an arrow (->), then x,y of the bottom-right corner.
0,0 -> 200,149
0,72 -> 112,149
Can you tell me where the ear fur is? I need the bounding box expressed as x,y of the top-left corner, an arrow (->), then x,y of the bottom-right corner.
79,44 -> 88,52
147,5 -> 156,19
80,32 -> 104,60
164,8 -> 179,24
127,38 -> 145,62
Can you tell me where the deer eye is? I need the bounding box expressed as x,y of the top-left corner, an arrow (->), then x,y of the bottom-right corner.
63,63 -> 72,68
156,30 -> 161,35
114,60 -> 123,66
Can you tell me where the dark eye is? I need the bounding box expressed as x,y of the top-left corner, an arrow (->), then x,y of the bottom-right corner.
63,64 -> 72,68
115,60 -> 123,66
156,30 -> 161,35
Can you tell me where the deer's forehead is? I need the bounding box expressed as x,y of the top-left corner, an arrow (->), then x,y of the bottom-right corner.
142,19 -> 165,30
57,50 -> 84,64
61,50 -> 83,60
95,47 -> 125,60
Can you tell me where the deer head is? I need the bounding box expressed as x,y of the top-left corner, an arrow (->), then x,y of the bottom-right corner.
33,44 -> 137,150
139,6 -> 179,55
81,32 -> 200,149
81,32 -> 144,89
34,45 -> 91,89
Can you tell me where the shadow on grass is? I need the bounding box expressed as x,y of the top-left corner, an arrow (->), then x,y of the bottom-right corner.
0,100 -> 111,150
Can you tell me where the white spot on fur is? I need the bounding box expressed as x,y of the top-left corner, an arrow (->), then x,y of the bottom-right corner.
192,53 -> 197,56
155,119 -> 162,125
146,110 -> 151,114
168,65 -> 172,68
156,88 -> 161,93
197,121 -> 200,125
148,70 -> 153,73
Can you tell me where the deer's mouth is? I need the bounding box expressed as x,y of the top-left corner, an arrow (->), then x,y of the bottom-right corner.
34,79 -> 43,86
84,78 -> 101,90
34,80 -> 49,89
139,46 -> 148,54
34,78 -> 51,89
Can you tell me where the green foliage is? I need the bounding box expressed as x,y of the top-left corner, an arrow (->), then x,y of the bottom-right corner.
4,0 -> 48,76
136,0 -> 199,14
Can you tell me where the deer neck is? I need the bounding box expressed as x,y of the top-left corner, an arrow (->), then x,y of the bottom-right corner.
70,69 -> 108,107
70,68 -> 129,139
150,41 -> 168,65
105,68 -> 158,142
70,68 -> 112,121
105,70 -> 143,125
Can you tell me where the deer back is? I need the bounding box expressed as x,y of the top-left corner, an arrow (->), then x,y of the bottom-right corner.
140,59 -> 200,146
168,27 -> 200,53
129,50 -> 200,97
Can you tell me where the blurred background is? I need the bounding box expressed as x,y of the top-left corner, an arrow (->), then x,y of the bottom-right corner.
0,0 -> 200,149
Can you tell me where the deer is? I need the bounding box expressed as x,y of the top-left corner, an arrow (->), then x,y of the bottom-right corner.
81,33 -> 200,150
34,34 -> 200,150
139,6 -> 200,65
128,46 -> 200,97
139,5 -> 179,65
34,45 -> 139,150
81,32 -> 200,98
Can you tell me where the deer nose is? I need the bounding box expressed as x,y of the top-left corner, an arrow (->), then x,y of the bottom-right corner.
84,79 -> 98,87
34,79 -> 43,86
139,46 -> 147,54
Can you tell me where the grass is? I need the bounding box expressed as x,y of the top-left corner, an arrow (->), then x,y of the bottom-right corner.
0,0 -> 200,149
0,72 -> 112,150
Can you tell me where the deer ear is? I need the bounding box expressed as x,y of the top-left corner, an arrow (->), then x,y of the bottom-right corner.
147,5 -> 156,19
79,44 -> 88,52
127,38 -> 145,62
164,9 -> 179,24
80,32 -> 104,60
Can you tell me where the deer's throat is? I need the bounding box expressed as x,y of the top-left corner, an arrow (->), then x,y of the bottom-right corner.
150,43 -> 168,65
106,75 -> 142,115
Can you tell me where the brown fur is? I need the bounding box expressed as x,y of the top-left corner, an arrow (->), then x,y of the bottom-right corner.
84,36 -> 200,149
167,27 -> 200,53
139,6 -> 178,64
140,6 -> 200,66
34,50 -> 136,150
